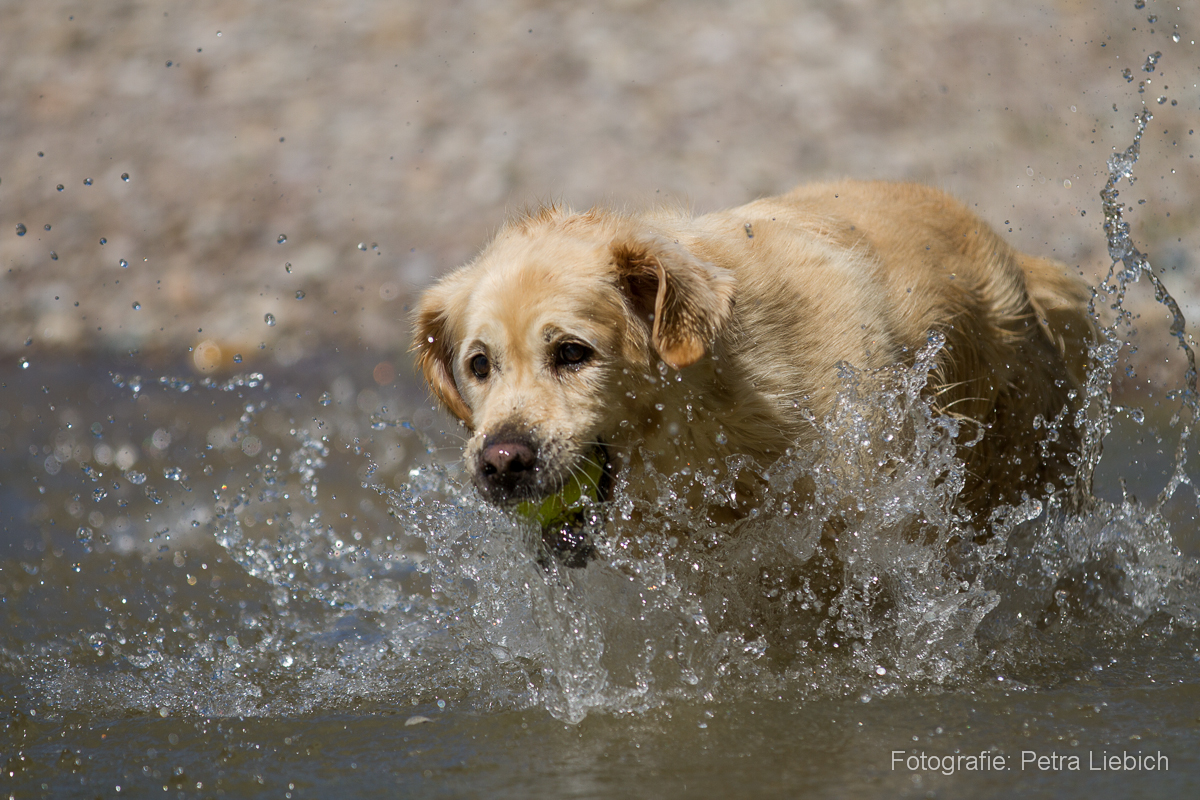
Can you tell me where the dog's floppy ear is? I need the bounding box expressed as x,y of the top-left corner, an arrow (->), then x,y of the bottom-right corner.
411,285 -> 474,427
612,234 -> 736,369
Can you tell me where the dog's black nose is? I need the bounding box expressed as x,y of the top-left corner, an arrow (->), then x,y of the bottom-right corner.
478,439 -> 537,499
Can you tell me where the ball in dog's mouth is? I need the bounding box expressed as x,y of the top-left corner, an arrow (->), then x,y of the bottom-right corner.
517,445 -> 611,568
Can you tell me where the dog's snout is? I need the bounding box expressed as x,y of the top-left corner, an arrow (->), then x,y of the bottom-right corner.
476,436 -> 539,501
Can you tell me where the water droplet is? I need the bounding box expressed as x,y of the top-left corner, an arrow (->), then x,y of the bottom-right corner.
1142,51 -> 1162,73
284,262 -> 292,273
84,178 -> 93,186
56,184 -> 64,192
99,237 -> 107,245
1063,179 -> 1072,188
132,301 -> 141,310
295,290 -> 306,300
264,313 -> 276,327
127,471 -> 147,485
319,392 -> 333,407
1173,33 -> 1181,43
277,234 -> 287,244
715,431 -> 728,446
119,259 -> 129,268
165,60 -> 172,68
1025,166 -> 1034,177
216,30 -> 222,36
1122,67 -> 1134,82
50,251 -> 58,260
233,353 -> 243,363
357,242 -> 367,251
43,224 -> 51,231
1133,0 -> 1145,9
18,357 -> 30,369
24,338 -> 32,346
37,151 -> 44,157
121,172 -> 130,181
92,487 -> 108,502
15,223 -> 26,236
1157,96 -> 1168,105
163,467 -> 184,481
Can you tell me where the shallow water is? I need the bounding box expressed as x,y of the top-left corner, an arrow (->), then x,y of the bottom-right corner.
2,343 -> 1199,798
6,118 -> 1200,800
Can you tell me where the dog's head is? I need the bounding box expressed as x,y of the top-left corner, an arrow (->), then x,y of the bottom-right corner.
411,207 -> 735,507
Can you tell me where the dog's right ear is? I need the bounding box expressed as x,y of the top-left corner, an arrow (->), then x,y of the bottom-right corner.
612,233 -> 735,369
411,285 -> 474,427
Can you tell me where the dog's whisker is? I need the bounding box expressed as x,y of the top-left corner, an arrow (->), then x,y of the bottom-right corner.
937,396 -> 989,414
562,461 -> 602,495
580,439 -> 629,452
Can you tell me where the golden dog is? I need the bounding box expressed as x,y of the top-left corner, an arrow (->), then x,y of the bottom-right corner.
412,181 -> 1092,563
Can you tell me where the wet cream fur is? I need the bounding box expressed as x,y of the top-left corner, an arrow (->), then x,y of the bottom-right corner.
413,180 -> 1093,528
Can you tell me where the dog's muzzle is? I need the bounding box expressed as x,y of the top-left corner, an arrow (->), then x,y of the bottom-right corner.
473,432 -> 612,568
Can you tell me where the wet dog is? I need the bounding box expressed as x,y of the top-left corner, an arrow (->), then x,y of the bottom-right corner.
412,181 -> 1093,564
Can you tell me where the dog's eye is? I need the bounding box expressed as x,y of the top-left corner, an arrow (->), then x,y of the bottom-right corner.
469,353 -> 491,379
556,341 -> 593,368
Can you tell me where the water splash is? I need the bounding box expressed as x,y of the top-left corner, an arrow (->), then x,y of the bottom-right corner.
10,117 -> 1200,728
1091,107 -> 1200,512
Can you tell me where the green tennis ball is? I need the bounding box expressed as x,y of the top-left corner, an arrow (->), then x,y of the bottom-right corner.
517,454 -> 607,531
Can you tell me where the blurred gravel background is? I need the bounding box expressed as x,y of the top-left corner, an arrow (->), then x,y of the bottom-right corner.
1,0 -> 1197,384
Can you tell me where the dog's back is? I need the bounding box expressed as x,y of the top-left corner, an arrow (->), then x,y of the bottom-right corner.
696,181 -> 1094,519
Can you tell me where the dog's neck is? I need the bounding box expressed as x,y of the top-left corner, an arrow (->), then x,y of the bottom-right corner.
603,346 -> 799,516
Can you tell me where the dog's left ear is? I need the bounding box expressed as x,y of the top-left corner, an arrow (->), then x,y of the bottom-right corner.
411,285 -> 474,427
612,234 -> 736,369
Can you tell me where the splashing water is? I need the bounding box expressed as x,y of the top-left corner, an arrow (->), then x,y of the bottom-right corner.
5,117 -> 1198,730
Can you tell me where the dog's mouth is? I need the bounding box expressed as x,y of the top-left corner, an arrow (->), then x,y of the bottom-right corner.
526,444 -> 612,569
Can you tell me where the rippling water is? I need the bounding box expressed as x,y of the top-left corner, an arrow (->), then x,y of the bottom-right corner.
5,123 -> 1200,797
